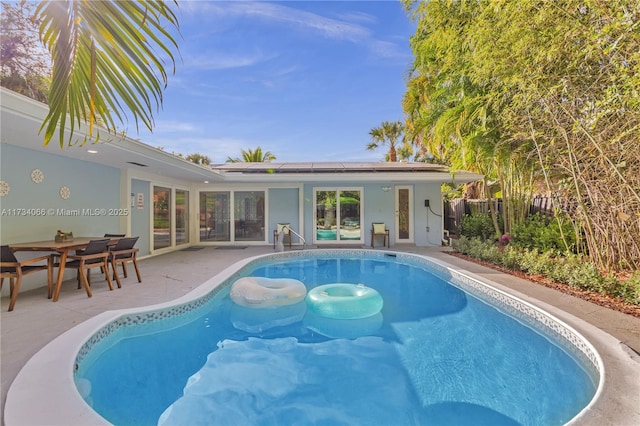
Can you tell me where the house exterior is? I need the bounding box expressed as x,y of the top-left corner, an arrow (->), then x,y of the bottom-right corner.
0,88 -> 482,294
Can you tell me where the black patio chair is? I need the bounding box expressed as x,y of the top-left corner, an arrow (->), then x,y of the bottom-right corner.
109,237 -> 141,288
1,245 -> 53,311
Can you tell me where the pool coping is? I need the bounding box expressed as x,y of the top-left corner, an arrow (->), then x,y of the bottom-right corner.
3,249 -> 631,425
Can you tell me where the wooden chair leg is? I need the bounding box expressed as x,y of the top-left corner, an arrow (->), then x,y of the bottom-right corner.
47,261 -> 53,299
8,276 -> 22,312
132,257 -> 142,282
78,264 -> 92,297
121,263 -> 128,278
112,262 -> 122,288
104,264 -> 114,291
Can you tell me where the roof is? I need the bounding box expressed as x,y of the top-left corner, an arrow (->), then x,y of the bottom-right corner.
211,162 -> 450,174
210,162 -> 482,184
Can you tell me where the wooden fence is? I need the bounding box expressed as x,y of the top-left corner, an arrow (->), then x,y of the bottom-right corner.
444,196 -> 555,236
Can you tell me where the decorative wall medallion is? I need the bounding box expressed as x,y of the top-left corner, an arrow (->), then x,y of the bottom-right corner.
0,180 -> 9,196
59,186 -> 71,200
31,168 -> 44,183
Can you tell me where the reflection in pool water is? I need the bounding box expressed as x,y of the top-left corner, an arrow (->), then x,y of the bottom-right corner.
76,253 -> 598,426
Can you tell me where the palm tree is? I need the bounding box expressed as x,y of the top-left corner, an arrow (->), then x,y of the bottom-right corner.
185,153 -> 212,166
367,121 -> 406,162
226,147 -> 276,163
35,1 -> 179,148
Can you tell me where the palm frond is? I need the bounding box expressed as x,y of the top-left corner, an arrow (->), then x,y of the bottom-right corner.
36,0 -> 179,147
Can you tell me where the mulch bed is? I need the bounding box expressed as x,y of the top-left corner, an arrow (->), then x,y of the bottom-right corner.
447,251 -> 640,319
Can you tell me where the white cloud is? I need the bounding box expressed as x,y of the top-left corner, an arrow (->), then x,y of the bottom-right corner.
184,51 -> 278,71
337,11 -> 378,25
182,1 -> 408,60
154,120 -> 199,133
370,40 -> 412,60
186,1 -> 371,42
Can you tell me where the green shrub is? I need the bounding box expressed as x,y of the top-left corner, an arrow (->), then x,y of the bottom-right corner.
458,214 -> 497,241
452,236 -> 500,263
511,213 -> 576,253
561,255 -> 604,291
452,236 -> 478,255
611,272 -> 640,304
518,249 -> 557,276
453,235 -> 639,307
499,246 -> 521,270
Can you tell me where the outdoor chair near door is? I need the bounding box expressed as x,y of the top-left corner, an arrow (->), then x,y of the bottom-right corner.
371,222 -> 389,248
52,239 -> 113,298
1,245 -> 53,311
109,236 -> 141,288
273,223 -> 291,249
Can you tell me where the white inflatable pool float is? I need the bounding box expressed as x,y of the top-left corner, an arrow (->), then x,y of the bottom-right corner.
230,277 -> 307,308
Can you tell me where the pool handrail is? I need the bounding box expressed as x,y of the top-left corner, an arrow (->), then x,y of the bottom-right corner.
284,225 -> 305,249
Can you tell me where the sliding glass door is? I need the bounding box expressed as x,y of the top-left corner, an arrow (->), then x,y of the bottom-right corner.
153,186 -> 171,250
314,188 -> 362,243
234,191 -> 265,241
200,192 -> 230,241
199,190 -> 265,242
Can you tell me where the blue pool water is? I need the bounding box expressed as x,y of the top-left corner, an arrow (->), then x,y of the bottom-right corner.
77,254 -> 597,426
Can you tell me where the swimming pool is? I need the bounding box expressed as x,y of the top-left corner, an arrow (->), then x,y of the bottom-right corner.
72,250 -> 601,425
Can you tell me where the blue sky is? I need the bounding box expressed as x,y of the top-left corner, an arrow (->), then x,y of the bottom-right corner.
136,1 -> 416,163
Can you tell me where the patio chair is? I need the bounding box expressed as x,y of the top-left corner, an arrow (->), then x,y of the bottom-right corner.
371,222 -> 389,248
1,245 -> 53,311
108,237 -> 141,288
98,234 -> 125,273
52,239 -> 113,297
273,223 -> 291,249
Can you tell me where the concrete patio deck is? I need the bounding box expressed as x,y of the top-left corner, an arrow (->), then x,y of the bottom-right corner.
2,246 -> 639,425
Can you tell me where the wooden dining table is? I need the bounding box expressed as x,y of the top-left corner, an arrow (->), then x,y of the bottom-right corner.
9,237 -> 119,302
